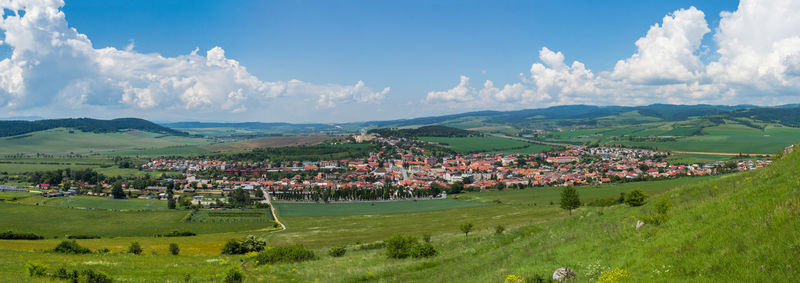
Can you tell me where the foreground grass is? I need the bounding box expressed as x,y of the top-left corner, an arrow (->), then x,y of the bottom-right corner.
0,159 -> 797,281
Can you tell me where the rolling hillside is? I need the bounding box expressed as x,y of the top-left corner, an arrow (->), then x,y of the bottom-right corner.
0,118 -> 187,137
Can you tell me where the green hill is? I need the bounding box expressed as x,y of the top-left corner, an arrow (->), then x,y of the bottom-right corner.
0,118 -> 187,137
292,148 -> 799,282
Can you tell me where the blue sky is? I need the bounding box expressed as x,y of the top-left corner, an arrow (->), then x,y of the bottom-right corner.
1,0 -> 798,122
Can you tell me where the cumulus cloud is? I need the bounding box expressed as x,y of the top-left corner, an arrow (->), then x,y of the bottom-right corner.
610,7 -> 710,84
425,75 -> 474,102
0,0 -> 388,116
429,1 -> 800,109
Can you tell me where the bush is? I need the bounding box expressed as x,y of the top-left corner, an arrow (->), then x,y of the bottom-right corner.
624,189 -> 646,207
0,231 -> 44,240
385,234 -> 418,259
53,240 -> 91,254
242,235 -> 266,252
128,241 -> 143,255
156,231 -> 196,237
52,267 -> 112,283
221,236 -> 266,254
169,243 -> 180,255
221,239 -> 246,255
328,246 -> 346,257
67,235 -> 101,239
96,248 -> 110,254
495,224 -> 506,235
643,196 -> 674,225
26,261 -> 48,277
411,242 -> 437,258
254,245 -> 316,264
223,266 -> 244,283
422,233 -> 431,243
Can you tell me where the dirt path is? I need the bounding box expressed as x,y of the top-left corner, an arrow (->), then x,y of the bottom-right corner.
263,188 -> 286,231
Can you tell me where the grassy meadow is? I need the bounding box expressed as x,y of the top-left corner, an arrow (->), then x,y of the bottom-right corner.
274,198 -> 487,217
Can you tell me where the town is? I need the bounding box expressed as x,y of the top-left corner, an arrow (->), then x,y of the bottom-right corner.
136,134 -> 770,201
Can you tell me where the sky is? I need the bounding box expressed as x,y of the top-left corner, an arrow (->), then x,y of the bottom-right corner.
0,0 -> 799,123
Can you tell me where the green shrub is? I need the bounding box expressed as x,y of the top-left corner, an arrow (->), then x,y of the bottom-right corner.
128,241 -> 143,255
52,267 -> 112,283
422,233 -> 431,243
156,231 -> 196,237
67,234 -> 101,239
25,261 -> 48,277
221,236 -> 265,254
624,189 -> 646,207
169,243 -> 180,255
222,266 -> 244,283
53,240 -> 91,254
411,242 -> 437,258
328,246 -> 346,257
255,245 -> 315,264
643,196 -> 674,225
385,234 -> 418,259
96,248 -> 110,254
0,231 -> 44,240
495,224 -> 506,235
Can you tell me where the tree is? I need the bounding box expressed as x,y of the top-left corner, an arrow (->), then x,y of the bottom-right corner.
560,186 -> 581,215
229,188 -> 251,208
168,243 -> 179,255
111,181 -> 125,199
127,241 -> 142,255
167,198 -> 177,209
459,222 -> 473,239
624,189 -> 646,207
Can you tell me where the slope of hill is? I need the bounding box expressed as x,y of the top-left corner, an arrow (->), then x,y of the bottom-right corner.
367,125 -> 478,138
0,118 -> 187,137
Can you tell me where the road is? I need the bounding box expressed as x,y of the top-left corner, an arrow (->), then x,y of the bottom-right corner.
261,187 -> 285,231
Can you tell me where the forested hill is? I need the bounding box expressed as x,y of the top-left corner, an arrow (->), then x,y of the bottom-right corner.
0,118 -> 188,137
368,125 -> 478,138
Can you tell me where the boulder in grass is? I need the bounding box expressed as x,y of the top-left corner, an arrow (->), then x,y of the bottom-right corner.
552,267 -> 577,282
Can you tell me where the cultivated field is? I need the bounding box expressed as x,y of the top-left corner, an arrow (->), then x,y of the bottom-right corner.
419,136 -> 554,154
0,128 -> 211,155
205,136 -> 331,152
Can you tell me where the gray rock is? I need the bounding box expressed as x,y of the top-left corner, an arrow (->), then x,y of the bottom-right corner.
552,267 -> 577,282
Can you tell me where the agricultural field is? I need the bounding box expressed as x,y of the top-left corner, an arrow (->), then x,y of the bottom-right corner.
205,135 -> 331,152
541,121 -> 800,156
43,196 -> 167,211
274,198 -> 488,217
187,209 -> 274,223
419,136 -> 554,154
0,128 -> 211,155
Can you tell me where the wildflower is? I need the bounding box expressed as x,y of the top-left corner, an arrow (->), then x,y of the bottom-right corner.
505,274 -> 525,283
598,267 -> 629,283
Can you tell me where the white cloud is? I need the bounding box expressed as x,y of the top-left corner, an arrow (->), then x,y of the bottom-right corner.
0,0 -> 388,117
425,75 -> 474,102
430,1 -> 800,109
610,6 -> 710,84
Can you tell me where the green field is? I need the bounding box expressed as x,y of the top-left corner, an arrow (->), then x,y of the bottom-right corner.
274,198 -> 488,217
419,136 -> 553,154
0,156 -> 797,281
0,128 -> 210,155
45,196 -> 167,211
188,209 -> 274,223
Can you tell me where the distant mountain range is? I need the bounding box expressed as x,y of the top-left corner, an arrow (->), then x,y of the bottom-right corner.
0,118 -> 188,138
5,104 -> 800,138
162,104 -> 800,132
